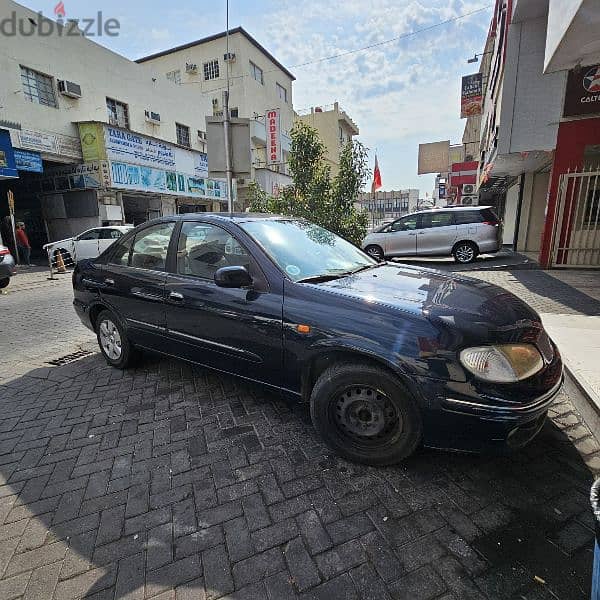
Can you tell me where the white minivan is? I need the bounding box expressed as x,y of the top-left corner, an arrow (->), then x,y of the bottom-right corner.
362,206 -> 503,264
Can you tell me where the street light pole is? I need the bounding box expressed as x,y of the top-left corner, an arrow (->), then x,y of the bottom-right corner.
223,0 -> 233,213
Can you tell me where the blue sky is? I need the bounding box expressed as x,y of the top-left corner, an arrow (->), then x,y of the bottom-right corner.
21,0 -> 492,194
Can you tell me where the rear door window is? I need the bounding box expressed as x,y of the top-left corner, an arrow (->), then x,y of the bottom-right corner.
420,212 -> 455,228
454,211 -> 484,225
130,223 -> 175,271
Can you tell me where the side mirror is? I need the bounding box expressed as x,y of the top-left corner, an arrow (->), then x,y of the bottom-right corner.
214,265 -> 252,288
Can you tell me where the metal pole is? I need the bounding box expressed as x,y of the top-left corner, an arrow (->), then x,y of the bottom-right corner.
7,191 -> 19,266
223,0 -> 233,213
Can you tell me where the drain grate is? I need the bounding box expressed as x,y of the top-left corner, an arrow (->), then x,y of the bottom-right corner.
47,350 -> 95,366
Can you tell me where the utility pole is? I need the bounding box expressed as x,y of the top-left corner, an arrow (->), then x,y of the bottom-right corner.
7,190 -> 19,266
223,0 -> 233,213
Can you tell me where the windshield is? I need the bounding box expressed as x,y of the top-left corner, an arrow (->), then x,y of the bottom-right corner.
240,219 -> 376,282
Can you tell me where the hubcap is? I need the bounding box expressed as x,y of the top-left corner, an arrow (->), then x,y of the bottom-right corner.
99,319 -> 122,360
456,245 -> 474,263
333,386 -> 401,443
367,247 -> 382,259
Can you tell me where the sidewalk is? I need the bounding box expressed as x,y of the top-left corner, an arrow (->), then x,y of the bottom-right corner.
468,268 -> 600,451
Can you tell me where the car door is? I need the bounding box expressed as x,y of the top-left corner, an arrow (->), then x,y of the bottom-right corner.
163,221 -> 284,386
75,228 -> 102,260
98,228 -> 125,254
416,211 -> 458,255
99,222 -> 175,351
384,215 -> 419,256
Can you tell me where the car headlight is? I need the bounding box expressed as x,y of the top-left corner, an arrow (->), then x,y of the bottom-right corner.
459,344 -> 544,383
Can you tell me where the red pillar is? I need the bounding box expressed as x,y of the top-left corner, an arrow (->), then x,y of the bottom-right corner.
539,117 -> 600,267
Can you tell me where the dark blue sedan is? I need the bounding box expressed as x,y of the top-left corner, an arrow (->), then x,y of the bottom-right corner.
72,214 -> 563,465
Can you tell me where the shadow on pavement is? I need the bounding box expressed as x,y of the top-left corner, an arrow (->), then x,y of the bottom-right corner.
0,352 -> 594,599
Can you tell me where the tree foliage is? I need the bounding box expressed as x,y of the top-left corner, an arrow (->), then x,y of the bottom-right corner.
249,121 -> 369,246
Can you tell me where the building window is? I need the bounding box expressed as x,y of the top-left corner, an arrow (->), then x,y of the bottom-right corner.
250,61 -> 264,85
230,108 -> 239,118
20,66 -> 57,108
166,70 -> 181,84
276,82 -> 287,103
176,123 -> 191,147
203,60 -> 220,81
106,97 -> 129,128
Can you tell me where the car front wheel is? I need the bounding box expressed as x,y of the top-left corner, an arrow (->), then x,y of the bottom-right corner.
96,309 -> 136,369
364,245 -> 384,262
0,277 -> 9,289
310,362 -> 422,465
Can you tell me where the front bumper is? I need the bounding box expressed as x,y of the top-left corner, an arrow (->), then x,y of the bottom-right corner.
416,375 -> 564,453
0,255 -> 16,278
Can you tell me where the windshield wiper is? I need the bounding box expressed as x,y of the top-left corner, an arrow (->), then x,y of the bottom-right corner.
297,263 -> 380,284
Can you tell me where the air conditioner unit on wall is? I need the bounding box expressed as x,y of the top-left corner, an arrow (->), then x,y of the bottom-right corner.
461,195 -> 479,206
58,80 -> 82,98
144,110 -> 161,125
223,52 -> 236,63
462,183 -> 476,195
186,63 -> 198,74
197,130 -> 207,140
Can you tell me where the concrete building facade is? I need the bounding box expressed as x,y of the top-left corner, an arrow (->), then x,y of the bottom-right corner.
0,0 -> 227,255
136,27 -> 296,203
295,103 -> 360,177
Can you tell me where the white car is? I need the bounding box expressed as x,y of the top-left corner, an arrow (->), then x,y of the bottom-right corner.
44,225 -> 133,267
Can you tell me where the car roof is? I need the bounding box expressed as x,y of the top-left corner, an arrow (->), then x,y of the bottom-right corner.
398,206 -> 492,219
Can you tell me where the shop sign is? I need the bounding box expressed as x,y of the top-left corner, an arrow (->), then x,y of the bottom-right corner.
110,160 -> 228,199
0,129 -> 18,179
460,73 -> 483,119
105,126 -> 175,168
12,128 -> 81,158
14,149 -> 43,173
79,123 -> 107,162
41,161 -> 111,191
194,152 -> 208,176
564,64 -> 600,117
266,109 -> 281,165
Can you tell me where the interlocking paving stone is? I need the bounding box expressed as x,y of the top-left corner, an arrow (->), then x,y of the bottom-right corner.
0,275 -> 596,598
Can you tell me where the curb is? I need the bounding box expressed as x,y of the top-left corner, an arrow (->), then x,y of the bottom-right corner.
563,361 -> 600,450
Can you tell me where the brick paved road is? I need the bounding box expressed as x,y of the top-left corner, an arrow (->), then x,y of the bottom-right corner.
0,273 -> 597,599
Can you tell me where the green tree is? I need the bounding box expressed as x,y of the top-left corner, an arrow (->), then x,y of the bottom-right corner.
248,121 -> 369,246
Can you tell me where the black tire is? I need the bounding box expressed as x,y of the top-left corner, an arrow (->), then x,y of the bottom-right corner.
95,309 -> 137,369
0,277 -> 9,289
452,241 -> 478,264
365,245 -> 385,262
310,362 -> 422,466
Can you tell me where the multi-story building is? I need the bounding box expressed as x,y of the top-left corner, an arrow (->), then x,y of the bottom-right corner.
136,27 -> 296,203
357,189 -> 418,229
476,0 -> 600,267
0,0 -> 226,253
295,103 -> 360,177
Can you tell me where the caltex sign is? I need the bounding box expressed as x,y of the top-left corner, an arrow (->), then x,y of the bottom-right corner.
266,109 -> 281,165
564,64 -> 600,117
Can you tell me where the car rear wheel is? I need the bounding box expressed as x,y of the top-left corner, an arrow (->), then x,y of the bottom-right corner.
365,245 -> 384,262
310,362 -> 422,465
0,277 -> 9,289
453,241 -> 478,264
96,310 -> 136,369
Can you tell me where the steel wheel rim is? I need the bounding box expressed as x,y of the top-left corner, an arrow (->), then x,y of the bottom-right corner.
331,386 -> 402,448
456,245 -> 474,263
99,319 -> 122,360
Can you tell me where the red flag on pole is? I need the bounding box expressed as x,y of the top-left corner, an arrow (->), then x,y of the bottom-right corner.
371,155 -> 382,193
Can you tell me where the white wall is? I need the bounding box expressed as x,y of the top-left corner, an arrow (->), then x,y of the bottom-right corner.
498,16 -> 566,155
0,0 -> 212,158
503,182 -> 520,245
137,31 -> 295,136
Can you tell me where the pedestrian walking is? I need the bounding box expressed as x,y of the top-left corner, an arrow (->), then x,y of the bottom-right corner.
15,222 -> 31,266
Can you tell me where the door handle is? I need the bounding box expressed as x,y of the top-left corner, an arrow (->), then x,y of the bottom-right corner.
417,231 -> 426,235
168,291 -> 185,304
104,278 -> 115,286
408,232 -> 417,236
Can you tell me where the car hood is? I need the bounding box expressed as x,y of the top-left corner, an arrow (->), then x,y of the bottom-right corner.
315,263 -> 540,331
43,237 -> 74,250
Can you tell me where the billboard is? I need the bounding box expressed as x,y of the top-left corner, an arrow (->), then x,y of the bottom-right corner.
418,140 -> 450,175
460,73 -> 483,119
266,109 -> 281,165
